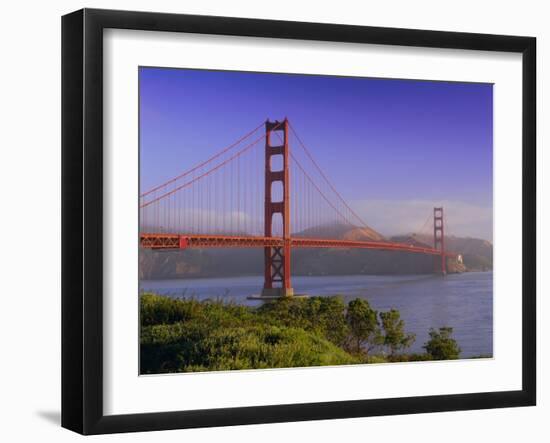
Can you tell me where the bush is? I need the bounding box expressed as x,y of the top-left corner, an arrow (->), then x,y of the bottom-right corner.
423,327 -> 461,360
141,321 -> 359,373
257,295 -> 349,346
140,293 -> 255,327
140,293 -> 464,372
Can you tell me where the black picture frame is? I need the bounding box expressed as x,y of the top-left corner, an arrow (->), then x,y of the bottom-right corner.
62,8 -> 536,435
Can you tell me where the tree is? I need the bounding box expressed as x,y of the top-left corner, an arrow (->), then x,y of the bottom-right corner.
423,327 -> 461,360
304,296 -> 349,346
345,299 -> 381,355
379,309 -> 415,357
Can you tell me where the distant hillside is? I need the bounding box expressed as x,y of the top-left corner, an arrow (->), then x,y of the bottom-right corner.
297,222 -> 385,242
139,225 -> 492,280
396,233 -> 493,272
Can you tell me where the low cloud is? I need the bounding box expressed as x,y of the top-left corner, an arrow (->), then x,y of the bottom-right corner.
351,199 -> 493,241
141,206 -> 265,235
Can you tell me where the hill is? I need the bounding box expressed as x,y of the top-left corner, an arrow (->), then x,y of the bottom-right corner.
297,222 -> 385,242
393,233 -> 493,272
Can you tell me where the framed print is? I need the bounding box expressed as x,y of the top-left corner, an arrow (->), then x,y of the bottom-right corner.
61,8 -> 536,435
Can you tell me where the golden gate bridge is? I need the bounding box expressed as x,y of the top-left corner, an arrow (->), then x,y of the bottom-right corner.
140,119 -> 456,297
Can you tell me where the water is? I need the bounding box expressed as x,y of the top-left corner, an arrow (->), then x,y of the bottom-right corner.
140,272 -> 493,358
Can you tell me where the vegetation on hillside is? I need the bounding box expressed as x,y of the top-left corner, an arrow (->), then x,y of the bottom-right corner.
140,293 -> 463,374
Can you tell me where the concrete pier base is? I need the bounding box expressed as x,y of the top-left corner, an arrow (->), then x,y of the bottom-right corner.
261,287 -> 294,298
247,287 -> 309,300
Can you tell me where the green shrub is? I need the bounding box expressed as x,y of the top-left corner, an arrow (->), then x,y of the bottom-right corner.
423,327 -> 461,360
140,293 -> 201,326
139,293 -> 464,372
140,293 -> 255,327
141,321 -> 359,373
258,296 -> 348,346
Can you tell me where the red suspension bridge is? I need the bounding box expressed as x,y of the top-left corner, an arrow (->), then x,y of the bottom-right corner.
140,119 -> 457,297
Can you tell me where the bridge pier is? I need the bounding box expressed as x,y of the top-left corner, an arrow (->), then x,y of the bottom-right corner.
262,119 -> 294,298
433,207 -> 447,275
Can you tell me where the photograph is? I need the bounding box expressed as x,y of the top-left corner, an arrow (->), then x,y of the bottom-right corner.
138,67 -> 494,374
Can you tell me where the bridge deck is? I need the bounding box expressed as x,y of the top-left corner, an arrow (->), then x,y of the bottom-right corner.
140,233 -> 455,257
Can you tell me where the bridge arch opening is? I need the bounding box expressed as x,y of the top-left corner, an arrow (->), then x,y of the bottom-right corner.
270,212 -> 283,237
270,154 -> 284,172
271,181 -> 284,203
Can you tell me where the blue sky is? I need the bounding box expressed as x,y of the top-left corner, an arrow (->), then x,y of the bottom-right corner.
139,67 -> 493,240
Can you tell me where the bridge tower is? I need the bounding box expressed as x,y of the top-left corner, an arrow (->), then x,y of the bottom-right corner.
433,207 -> 446,275
262,119 -> 294,297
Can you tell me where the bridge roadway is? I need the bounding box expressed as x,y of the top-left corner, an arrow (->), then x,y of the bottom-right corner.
140,233 -> 456,257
